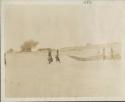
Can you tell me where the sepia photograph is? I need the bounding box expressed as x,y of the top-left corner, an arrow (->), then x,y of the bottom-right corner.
1,0 -> 125,101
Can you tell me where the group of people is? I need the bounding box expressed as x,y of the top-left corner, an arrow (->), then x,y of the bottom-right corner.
48,49 -> 60,64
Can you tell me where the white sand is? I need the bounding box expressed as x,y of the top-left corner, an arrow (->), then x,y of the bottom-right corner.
5,52 -> 122,97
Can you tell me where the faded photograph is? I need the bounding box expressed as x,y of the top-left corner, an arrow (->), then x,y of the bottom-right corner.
3,1 -> 124,98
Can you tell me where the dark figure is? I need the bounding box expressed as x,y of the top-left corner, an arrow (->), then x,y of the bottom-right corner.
4,53 -> 6,65
48,50 -> 53,64
55,49 -> 60,62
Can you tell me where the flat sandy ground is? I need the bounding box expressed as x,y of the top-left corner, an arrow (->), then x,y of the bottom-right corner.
5,52 -> 122,97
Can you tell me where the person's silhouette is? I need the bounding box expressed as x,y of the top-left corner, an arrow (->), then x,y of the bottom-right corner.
48,50 -> 53,64
4,53 -> 6,65
55,49 -> 60,62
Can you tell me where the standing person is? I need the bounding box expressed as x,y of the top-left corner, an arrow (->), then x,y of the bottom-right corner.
48,50 -> 53,64
4,53 -> 6,65
55,49 -> 60,63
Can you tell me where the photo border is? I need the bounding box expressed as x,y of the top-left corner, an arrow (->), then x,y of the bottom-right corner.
1,0 -> 125,101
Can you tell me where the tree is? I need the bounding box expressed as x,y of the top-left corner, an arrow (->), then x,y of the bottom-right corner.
20,40 -> 38,52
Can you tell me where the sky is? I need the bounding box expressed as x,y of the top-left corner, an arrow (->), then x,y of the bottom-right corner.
3,1 -> 125,51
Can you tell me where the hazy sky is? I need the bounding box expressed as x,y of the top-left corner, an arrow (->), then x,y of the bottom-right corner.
4,1 -> 125,51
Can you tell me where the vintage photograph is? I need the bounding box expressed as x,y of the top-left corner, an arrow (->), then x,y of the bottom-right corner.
1,0 -> 125,101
